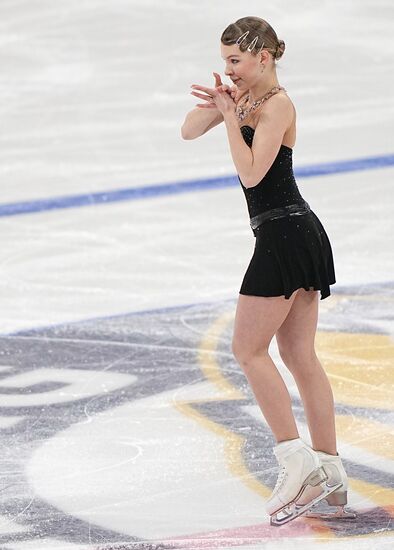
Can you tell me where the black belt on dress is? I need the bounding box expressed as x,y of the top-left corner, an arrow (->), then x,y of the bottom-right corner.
249,201 -> 311,230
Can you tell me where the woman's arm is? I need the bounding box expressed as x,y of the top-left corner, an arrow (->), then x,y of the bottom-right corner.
181,107 -> 224,140
224,94 -> 293,188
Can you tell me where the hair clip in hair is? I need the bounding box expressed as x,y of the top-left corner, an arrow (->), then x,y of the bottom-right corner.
257,41 -> 265,54
236,30 -> 249,45
247,36 -> 259,52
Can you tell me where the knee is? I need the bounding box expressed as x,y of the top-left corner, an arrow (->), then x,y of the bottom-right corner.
232,336 -> 269,370
277,342 -> 317,373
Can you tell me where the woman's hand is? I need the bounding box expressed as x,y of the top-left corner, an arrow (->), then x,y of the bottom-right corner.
190,72 -> 238,115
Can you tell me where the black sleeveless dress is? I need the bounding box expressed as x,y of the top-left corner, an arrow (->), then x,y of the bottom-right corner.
238,125 -> 336,300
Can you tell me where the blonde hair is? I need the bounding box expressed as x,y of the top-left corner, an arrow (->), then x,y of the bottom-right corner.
221,16 -> 285,61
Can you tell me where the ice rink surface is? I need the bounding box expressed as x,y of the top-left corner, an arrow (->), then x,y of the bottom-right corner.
0,1 -> 393,548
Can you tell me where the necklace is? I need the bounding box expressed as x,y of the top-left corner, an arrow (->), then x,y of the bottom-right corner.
236,85 -> 286,122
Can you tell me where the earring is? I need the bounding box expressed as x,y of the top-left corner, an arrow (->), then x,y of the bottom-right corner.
261,63 -> 266,72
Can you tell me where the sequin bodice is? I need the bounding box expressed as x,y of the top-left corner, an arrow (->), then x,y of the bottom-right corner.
239,125 -> 305,218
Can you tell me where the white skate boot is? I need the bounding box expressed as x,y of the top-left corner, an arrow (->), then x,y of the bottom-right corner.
266,438 -> 342,526
305,450 -> 357,519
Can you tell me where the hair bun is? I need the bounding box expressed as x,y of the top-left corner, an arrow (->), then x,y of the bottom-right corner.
275,39 -> 285,60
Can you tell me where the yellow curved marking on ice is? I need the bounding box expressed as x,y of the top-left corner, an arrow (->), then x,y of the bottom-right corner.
315,331 -> 394,410
349,477 -> 394,510
335,416 -> 394,520
197,309 -> 243,399
335,415 -> 394,461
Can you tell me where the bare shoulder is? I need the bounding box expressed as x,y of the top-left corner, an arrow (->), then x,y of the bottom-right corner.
256,92 -> 296,130
265,92 -> 295,116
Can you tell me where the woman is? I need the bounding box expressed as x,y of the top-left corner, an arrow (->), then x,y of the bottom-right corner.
181,17 -> 355,526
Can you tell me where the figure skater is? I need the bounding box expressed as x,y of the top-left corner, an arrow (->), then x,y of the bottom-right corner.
181,16 -> 356,526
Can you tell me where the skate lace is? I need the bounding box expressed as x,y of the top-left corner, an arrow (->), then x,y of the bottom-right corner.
273,466 -> 287,492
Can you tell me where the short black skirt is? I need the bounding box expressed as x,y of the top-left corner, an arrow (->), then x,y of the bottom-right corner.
239,210 -> 336,300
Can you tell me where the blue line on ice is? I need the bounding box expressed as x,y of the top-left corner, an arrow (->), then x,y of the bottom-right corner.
1,152 -> 394,217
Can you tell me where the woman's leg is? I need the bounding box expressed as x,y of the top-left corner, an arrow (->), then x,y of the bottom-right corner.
275,288 -> 337,455
232,290 -> 300,443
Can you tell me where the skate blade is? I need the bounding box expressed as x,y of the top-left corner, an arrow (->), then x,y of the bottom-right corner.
270,479 -> 343,527
306,505 -> 357,520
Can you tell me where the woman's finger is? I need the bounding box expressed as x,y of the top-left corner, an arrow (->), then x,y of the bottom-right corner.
213,72 -> 223,87
196,103 -> 217,108
190,90 -> 213,101
191,84 -> 216,95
